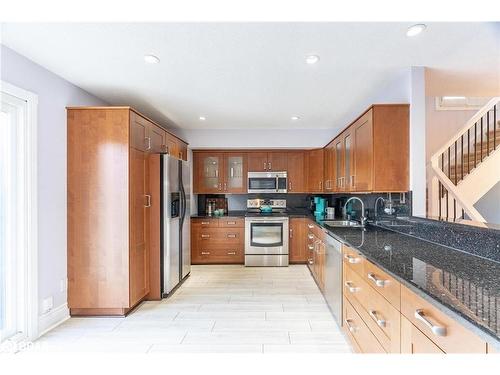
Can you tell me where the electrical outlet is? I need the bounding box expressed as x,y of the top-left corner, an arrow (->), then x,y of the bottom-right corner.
60,278 -> 67,292
42,296 -> 53,314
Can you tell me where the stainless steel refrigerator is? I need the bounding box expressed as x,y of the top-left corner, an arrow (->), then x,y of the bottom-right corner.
161,154 -> 191,296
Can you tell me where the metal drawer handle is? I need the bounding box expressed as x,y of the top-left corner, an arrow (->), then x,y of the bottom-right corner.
344,281 -> 359,293
227,251 -> 236,255
226,221 -> 236,225
308,245 -> 314,250
414,309 -> 447,337
369,310 -> 386,328
367,273 -> 387,287
344,254 -> 361,264
308,259 -> 313,265
344,319 -> 358,333
201,251 -> 210,255
201,221 -> 210,225
227,234 -> 237,238
308,234 -> 314,239
145,137 -> 151,150
144,194 -> 151,208
307,224 -> 314,229
201,234 -> 210,238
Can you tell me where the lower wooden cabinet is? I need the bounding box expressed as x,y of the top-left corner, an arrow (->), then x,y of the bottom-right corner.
341,244 -> 489,354
289,218 -> 307,263
401,315 -> 444,354
306,220 -> 325,291
191,217 -> 244,264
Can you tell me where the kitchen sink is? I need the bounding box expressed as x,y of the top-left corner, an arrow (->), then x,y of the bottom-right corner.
322,220 -> 364,228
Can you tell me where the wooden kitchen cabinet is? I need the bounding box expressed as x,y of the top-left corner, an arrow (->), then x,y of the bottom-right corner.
306,149 -> 324,193
289,218 -> 307,263
191,217 -> 244,264
247,151 -> 287,172
67,107 -> 185,316
193,152 -> 247,194
351,110 -> 373,191
287,151 -> 306,193
306,220 -> 326,291
401,315 -> 444,354
323,141 -> 335,192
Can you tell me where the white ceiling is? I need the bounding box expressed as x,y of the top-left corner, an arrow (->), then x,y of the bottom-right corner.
1,22 -> 499,131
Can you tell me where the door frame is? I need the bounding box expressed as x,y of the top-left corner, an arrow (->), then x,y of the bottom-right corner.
1,81 -> 39,344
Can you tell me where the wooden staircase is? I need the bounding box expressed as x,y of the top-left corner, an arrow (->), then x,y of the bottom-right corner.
430,98 -> 500,221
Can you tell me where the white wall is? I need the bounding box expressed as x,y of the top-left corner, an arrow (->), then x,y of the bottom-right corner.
1,45 -> 107,322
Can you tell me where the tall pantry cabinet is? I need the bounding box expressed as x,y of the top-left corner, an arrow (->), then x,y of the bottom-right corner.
67,107 -> 187,316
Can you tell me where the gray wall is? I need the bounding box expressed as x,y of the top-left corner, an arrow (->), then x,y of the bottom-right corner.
1,45 -> 107,315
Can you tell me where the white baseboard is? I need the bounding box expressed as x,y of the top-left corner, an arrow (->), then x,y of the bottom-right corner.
37,303 -> 70,338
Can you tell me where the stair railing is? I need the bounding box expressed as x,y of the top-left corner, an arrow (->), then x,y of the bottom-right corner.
429,97 -> 500,222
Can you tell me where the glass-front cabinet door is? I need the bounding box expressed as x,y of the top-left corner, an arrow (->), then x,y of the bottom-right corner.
196,153 -> 223,193
335,139 -> 344,191
224,153 -> 247,193
343,131 -> 352,191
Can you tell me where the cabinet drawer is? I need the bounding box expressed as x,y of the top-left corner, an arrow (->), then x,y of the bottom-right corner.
192,218 -> 219,228
343,266 -> 400,352
401,315 -> 444,354
219,217 -> 244,228
196,247 -> 244,264
196,228 -> 244,243
343,297 -> 386,353
363,260 -> 400,309
343,245 -> 365,276
401,285 -> 486,353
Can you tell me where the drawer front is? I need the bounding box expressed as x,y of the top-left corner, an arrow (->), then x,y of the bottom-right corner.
219,217 -> 245,228
196,228 -> 244,244
363,260 -> 401,309
344,265 -> 400,352
192,218 -> 219,228
343,297 -> 386,353
195,246 -> 244,264
343,245 -> 365,276
401,315 -> 444,354
401,285 -> 486,353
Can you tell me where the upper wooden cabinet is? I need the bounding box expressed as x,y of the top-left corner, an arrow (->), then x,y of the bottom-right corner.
323,142 -> 335,192
325,104 -> 409,193
194,152 -> 248,194
129,109 -> 187,160
248,151 -> 287,172
287,151 -> 306,193
306,149 -> 324,193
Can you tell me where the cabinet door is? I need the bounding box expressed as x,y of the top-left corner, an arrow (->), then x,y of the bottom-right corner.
307,149 -> 324,193
195,153 -> 224,193
130,112 -> 148,152
268,152 -> 287,171
129,148 -> 150,307
224,153 -> 247,193
289,218 -> 307,263
401,316 -> 444,354
149,124 -> 167,153
178,141 -> 188,161
248,152 -> 269,172
352,111 -> 373,192
165,134 -> 179,159
334,138 -> 344,191
287,151 -> 305,193
323,142 -> 334,191
343,130 -> 354,192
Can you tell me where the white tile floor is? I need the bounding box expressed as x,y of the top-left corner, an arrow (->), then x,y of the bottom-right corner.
25,265 -> 351,354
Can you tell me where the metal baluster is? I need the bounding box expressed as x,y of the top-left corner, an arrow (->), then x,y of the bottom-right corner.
454,141 -> 457,185
474,123 -> 477,169
467,129 -> 470,174
494,104 -> 497,150
453,199 -> 456,221
487,110 -> 490,156
461,135 -> 464,182
481,117 -> 484,162
438,181 -> 442,218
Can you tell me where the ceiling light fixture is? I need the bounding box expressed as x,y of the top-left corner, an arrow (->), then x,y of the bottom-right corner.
144,54 -> 160,64
406,24 -> 427,37
199,116 -> 206,121
305,55 -> 320,65
291,116 -> 300,121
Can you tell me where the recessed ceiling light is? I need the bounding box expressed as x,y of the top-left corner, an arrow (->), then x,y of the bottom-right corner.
406,24 -> 427,37
305,55 -> 320,65
199,116 -> 206,121
291,116 -> 300,121
144,54 -> 160,64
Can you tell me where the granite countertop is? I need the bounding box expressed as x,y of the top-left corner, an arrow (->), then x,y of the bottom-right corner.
314,219 -> 500,347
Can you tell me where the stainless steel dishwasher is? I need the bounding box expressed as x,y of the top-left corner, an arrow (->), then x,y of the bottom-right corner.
324,233 -> 343,325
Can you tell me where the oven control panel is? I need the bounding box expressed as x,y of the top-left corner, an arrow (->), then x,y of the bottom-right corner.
247,199 -> 287,209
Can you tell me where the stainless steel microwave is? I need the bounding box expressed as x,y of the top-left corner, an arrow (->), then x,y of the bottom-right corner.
247,171 -> 287,193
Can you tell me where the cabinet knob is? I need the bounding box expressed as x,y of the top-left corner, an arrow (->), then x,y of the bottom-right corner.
201,221 -> 210,225
201,251 -> 210,255
226,221 -> 236,225
227,251 -> 236,255
227,234 -> 237,238
201,234 -> 210,238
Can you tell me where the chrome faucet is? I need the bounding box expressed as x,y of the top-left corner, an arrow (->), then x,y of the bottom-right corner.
374,196 -> 385,222
343,196 -> 367,226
